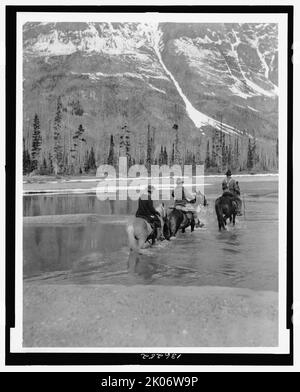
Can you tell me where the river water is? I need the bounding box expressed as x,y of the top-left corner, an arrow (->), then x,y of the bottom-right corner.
23,175 -> 278,291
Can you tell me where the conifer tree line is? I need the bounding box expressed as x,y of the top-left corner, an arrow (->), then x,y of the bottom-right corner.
23,96 -> 278,176
23,96 -> 96,176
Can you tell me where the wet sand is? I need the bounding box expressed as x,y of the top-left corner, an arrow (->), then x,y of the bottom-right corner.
24,283 -> 278,347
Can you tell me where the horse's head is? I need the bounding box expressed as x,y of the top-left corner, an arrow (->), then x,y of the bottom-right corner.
156,203 -> 167,220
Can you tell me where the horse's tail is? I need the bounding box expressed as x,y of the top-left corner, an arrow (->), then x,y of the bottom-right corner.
126,224 -> 138,251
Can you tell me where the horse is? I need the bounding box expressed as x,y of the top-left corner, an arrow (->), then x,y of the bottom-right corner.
164,191 -> 206,239
215,194 -> 238,231
126,203 -> 167,252
165,208 -> 195,239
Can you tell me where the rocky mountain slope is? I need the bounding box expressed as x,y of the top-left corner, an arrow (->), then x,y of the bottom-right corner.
23,21 -> 278,172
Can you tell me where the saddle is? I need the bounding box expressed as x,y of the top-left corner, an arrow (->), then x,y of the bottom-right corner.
168,207 -> 193,224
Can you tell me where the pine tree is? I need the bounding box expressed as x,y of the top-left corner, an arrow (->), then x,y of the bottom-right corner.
146,124 -> 152,171
247,138 -> 253,170
276,138 -> 278,159
195,137 -> 202,165
23,137 -> 32,175
31,114 -> 42,172
234,137 -> 240,170
192,153 -> 196,167
158,145 -> 164,166
173,123 -> 181,165
227,141 -> 232,169
221,132 -> 226,172
205,140 -> 210,169
163,146 -> 168,165
252,137 -> 259,168
107,135 -> 115,166
71,99 -> 84,116
40,157 -> 48,175
120,123 -> 131,165
83,150 -> 90,173
124,125 -> 131,165
71,123 -> 86,174
184,150 -> 193,165
53,96 -> 64,175
171,143 -> 175,166
48,152 -> 54,174
88,147 -> 96,171
211,130 -> 217,168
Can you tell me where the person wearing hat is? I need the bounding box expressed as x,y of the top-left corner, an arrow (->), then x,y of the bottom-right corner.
135,185 -> 162,241
172,177 -> 203,227
222,170 -> 242,215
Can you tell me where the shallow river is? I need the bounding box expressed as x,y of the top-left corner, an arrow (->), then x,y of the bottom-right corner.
23,176 -> 278,291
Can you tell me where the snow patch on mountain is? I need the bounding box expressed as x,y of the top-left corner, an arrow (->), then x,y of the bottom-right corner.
148,24 -> 242,136
148,83 -> 166,94
32,29 -> 77,56
229,84 -> 252,99
247,105 -> 259,112
80,71 -> 144,81
27,22 -> 158,58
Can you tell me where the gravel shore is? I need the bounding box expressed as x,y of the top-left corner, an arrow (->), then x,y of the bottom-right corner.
24,283 -> 278,347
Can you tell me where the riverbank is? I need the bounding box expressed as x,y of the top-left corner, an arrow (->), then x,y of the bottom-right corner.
23,283 -> 278,347
23,173 -> 278,194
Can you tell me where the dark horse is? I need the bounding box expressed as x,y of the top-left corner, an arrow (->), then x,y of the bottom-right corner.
164,209 -> 195,239
215,194 -> 238,231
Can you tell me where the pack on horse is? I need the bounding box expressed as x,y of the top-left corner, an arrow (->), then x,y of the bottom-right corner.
165,208 -> 196,238
165,178 -> 206,239
127,185 -> 167,252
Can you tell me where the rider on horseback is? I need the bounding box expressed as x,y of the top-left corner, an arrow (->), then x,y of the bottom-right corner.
222,170 -> 242,216
171,178 -> 203,227
135,185 -> 162,241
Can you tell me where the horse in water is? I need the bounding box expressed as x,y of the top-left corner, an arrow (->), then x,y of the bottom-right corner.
165,191 -> 206,239
165,209 -> 195,239
127,203 -> 167,252
215,194 -> 238,231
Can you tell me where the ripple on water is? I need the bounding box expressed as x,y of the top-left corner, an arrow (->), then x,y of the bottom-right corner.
23,179 -> 278,291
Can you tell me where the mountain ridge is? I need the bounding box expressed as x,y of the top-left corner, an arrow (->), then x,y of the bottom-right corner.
23,22 -> 278,174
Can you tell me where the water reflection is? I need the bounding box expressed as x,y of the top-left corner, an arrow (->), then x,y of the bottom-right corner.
23,179 -> 279,291
23,223 -> 128,278
23,194 -> 139,217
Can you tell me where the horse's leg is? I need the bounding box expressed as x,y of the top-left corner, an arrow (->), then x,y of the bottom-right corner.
181,215 -> 187,232
232,214 -> 236,226
163,221 -> 171,240
168,215 -> 178,237
174,216 -> 183,236
128,251 -> 140,273
174,222 -> 181,236
190,218 -> 195,232
138,236 -> 146,249
218,218 -> 222,231
222,216 -> 227,230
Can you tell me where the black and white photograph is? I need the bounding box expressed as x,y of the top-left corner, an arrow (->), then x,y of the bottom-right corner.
2,3 -> 297,370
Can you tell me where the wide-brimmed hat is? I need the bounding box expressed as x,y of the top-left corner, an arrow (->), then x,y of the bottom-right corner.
225,169 -> 232,176
176,177 -> 184,185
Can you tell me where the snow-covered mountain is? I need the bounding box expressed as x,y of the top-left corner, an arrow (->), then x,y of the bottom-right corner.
23,21 -> 278,169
